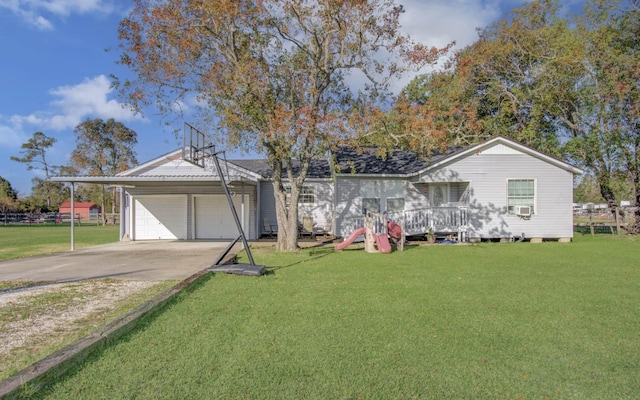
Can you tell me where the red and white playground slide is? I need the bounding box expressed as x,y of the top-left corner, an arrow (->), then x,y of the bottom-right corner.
372,233 -> 392,253
335,227 -> 394,253
334,227 -> 367,250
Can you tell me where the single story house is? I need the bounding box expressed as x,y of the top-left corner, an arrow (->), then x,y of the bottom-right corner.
58,201 -> 101,221
53,136 -> 582,242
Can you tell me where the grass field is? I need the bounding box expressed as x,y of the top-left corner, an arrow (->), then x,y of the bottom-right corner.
28,235 -> 640,399
0,224 -> 120,262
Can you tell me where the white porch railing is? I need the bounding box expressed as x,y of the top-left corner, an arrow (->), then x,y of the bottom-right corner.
341,207 -> 468,241
388,207 -> 468,237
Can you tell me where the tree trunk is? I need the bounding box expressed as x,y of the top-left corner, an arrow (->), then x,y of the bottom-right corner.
597,172 -> 618,210
273,182 -> 300,252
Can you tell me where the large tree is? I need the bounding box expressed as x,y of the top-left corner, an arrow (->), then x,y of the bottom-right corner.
401,0 -> 639,230
563,0 -> 640,231
70,118 -> 138,225
400,0 -> 580,157
10,131 -> 66,207
117,0 -> 447,251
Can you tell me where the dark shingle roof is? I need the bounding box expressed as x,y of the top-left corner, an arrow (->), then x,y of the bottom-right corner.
230,145 -> 469,178
331,146 -> 468,175
230,158 -> 332,179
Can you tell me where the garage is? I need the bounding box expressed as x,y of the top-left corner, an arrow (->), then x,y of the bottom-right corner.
134,196 -> 188,240
194,194 -> 249,239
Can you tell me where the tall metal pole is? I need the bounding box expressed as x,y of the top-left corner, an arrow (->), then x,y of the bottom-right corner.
70,183 -> 75,251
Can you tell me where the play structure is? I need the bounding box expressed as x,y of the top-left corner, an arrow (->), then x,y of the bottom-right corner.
335,211 -> 405,253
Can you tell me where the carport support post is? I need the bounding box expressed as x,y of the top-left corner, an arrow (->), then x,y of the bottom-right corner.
70,183 -> 75,251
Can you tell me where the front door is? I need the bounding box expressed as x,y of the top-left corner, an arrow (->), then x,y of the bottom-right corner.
429,183 -> 449,207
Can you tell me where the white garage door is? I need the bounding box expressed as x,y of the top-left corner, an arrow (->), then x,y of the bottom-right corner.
134,196 -> 187,240
194,195 -> 248,239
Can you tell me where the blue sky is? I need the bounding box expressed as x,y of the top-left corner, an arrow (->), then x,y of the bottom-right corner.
0,0 -> 585,196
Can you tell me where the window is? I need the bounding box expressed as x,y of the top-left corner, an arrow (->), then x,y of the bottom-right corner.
299,186 -> 315,204
508,179 -> 535,214
386,181 -> 405,212
362,181 -> 380,213
429,183 -> 449,207
361,180 -> 405,213
285,185 -> 315,206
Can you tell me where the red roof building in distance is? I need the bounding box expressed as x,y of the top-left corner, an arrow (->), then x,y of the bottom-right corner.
58,202 -> 101,221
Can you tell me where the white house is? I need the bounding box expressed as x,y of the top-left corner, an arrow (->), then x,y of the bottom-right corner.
53,136 -> 583,242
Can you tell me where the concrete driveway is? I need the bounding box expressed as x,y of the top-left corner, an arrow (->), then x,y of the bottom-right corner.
0,241 -> 241,282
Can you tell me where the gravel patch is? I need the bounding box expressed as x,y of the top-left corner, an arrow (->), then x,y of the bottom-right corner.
0,280 -> 158,360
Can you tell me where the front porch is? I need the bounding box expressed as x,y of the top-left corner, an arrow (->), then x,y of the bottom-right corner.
341,206 -> 469,242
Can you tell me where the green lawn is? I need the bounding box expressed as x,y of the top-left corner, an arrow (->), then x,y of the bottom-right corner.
31,235 -> 640,399
0,225 -> 120,262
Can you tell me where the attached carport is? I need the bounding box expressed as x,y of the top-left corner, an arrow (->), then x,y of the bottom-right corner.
51,154 -> 263,245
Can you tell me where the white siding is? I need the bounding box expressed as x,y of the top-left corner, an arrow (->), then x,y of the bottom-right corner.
135,158 -> 261,181
298,181 -> 334,233
259,180 -> 334,236
334,178 -> 428,237
419,152 -> 574,239
334,177 -> 362,238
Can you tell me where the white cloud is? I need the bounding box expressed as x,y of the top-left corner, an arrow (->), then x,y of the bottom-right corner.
386,0 -> 532,92
400,0 -> 503,53
38,0 -> 113,16
1,0 -> 116,30
3,75 -> 143,137
0,123 -> 28,148
47,75 -> 143,129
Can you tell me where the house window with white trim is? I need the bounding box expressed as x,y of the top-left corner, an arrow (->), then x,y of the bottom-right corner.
362,181 -> 380,213
386,180 -> 405,212
285,185 -> 315,206
299,185 -> 315,204
508,179 -> 535,215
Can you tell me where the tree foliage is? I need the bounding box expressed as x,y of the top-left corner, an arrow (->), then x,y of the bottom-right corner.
566,0 -> 640,230
10,131 -> 58,177
70,118 -> 138,224
402,0 -> 639,231
10,131 -> 68,208
28,178 -> 70,212
401,0 -> 582,156
117,0 -> 447,250
0,176 -> 18,215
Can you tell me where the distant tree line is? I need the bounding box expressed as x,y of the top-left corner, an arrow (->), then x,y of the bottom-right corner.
5,118 -> 137,225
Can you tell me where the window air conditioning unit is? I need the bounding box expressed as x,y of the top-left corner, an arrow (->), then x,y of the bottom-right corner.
515,206 -> 532,216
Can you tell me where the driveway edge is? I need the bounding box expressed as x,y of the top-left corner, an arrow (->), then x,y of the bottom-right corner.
0,266 -> 217,399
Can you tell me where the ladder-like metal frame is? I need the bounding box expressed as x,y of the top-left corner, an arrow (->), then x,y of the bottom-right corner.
183,123 -> 264,275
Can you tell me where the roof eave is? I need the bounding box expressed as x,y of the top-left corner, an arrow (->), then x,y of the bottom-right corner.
334,173 -> 412,178
50,175 -> 260,185
416,136 -> 584,176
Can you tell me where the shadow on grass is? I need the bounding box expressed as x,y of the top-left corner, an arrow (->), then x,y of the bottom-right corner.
265,246 -> 335,274
263,242 -> 425,275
